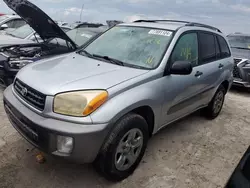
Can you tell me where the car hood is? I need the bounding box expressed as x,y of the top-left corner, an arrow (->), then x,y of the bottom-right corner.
17,53 -> 149,95
231,48 -> 250,60
0,35 -> 34,47
3,0 -> 77,49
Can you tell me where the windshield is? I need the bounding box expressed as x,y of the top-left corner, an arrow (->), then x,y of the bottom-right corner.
67,28 -> 98,46
7,24 -> 34,39
227,35 -> 250,49
83,26 -> 173,69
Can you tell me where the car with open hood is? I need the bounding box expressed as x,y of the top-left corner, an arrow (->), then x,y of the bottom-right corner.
227,33 -> 250,88
0,24 -> 73,47
0,0 -> 106,86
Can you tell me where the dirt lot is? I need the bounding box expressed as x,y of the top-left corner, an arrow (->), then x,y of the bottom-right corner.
0,87 -> 249,188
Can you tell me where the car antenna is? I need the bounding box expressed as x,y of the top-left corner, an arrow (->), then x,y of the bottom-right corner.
74,3 -> 84,45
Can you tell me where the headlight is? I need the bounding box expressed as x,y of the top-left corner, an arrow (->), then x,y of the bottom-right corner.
53,90 -> 108,116
9,60 -> 34,69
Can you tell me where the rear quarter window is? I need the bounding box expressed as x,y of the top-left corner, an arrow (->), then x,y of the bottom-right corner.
217,35 -> 231,58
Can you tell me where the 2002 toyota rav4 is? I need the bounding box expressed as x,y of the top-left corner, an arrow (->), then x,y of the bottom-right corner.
3,20 -> 234,181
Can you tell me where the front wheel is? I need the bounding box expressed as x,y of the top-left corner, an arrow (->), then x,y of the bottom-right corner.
203,85 -> 226,119
94,113 -> 149,181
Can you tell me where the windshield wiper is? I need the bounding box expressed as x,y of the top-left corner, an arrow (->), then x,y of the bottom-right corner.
78,50 -> 93,58
231,47 -> 250,50
92,54 -> 124,66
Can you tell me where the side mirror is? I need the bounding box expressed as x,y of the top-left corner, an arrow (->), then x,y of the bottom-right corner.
170,61 -> 193,75
0,24 -> 8,30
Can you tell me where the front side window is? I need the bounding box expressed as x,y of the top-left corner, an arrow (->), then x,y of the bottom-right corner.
199,32 -> 216,63
83,26 -> 174,69
170,33 -> 198,67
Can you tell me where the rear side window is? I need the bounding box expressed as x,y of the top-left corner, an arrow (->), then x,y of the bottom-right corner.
199,32 -> 216,63
217,36 -> 231,58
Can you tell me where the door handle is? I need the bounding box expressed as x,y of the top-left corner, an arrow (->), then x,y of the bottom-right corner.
195,71 -> 203,77
218,63 -> 224,69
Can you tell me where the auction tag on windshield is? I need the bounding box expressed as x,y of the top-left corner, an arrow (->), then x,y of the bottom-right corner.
148,30 -> 172,37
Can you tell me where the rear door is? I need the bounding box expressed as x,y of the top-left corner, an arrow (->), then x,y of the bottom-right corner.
195,31 -> 226,105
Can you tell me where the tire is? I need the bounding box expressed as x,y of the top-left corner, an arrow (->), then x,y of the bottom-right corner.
203,85 -> 226,119
94,113 -> 149,181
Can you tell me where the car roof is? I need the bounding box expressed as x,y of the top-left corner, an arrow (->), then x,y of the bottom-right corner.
119,20 -> 222,33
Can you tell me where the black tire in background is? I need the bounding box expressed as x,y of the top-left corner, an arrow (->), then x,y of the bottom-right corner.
94,113 -> 149,181
203,85 -> 226,119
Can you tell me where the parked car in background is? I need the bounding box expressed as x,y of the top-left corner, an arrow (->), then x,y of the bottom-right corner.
70,21 -> 104,29
0,24 -> 73,47
225,146 -> 250,187
227,33 -> 250,88
3,19 -> 233,181
0,14 -> 25,31
0,18 -> 105,86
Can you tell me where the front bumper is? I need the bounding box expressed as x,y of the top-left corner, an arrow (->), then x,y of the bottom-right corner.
3,86 -> 110,163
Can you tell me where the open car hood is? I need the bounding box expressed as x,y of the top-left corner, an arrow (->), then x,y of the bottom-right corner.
3,0 -> 77,49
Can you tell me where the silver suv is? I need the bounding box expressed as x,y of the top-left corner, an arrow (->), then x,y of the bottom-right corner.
3,20 -> 234,181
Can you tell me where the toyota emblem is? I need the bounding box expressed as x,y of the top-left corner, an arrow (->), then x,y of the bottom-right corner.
21,87 -> 28,96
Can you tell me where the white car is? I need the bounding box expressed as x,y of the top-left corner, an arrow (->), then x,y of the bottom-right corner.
0,24 -> 73,47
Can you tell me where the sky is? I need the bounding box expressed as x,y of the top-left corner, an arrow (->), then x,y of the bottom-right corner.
0,0 -> 250,34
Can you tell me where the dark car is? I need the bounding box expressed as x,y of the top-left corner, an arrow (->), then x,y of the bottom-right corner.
0,0 -> 106,87
70,21 -> 103,29
225,146 -> 250,187
227,33 -> 250,88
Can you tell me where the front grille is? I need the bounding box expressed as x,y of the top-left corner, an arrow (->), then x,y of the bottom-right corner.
14,79 -> 46,111
233,58 -> 242,79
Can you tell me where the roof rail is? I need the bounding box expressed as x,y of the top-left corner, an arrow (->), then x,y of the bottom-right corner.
133,19 -> 190,24
133,19 -> 222,33
185,22 -> 221,33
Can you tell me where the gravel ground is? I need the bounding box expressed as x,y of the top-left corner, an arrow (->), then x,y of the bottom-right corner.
0,86 -> 249,188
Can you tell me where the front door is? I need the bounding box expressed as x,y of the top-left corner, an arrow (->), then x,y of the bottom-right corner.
161,32 -> 204,125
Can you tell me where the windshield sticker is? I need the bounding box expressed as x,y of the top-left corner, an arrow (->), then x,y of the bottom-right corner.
81,33 -> 93,38
148,30 -> 172,37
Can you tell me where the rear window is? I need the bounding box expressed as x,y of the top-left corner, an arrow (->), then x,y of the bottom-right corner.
217,36 -> 230,58
199,33 -> 216,63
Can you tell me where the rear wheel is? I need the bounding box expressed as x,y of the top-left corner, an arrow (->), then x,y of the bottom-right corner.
203,85 -> 226,119
94,113 -> 149,181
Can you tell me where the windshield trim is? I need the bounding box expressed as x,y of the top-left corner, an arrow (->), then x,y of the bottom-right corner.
78,25 -> 176,70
